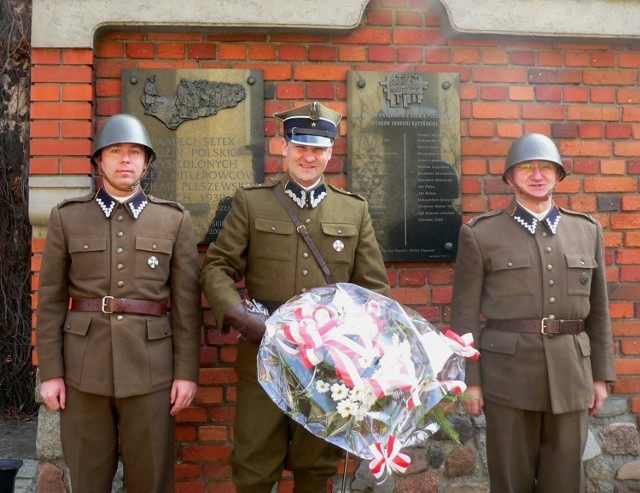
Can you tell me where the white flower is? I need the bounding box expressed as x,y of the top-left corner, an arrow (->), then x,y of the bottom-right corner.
359,354 -> 374,368
350,386 -> 367,403
361,389 -> 378,408
358,346 -> 379,368
316,380 -> 330,393
375,334 -> 413,374
336,399 -> 357,418
352,405 -> 368,422
331,383 -> 350,401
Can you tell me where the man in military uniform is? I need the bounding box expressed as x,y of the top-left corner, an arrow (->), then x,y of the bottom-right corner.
200,102 -> 390,493
37,114 -> 202,493
451,133 -> 616,493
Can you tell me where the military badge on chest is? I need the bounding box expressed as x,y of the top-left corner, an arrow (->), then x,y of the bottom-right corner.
148,256 -> 159,269
580,271 -> 589,285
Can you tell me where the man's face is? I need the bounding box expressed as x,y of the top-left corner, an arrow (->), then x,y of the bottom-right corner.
95,143 -> 148,196
283,140 -> 333,187
505,159 -> 560,207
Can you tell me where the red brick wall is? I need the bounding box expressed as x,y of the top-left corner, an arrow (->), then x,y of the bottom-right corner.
30,0 -> 640,491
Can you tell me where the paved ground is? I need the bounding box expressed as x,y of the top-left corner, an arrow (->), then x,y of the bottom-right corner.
0,417 -> 37,460
0,417 -> 37,492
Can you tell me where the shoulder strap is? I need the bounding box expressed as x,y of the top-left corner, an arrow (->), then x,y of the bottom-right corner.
273,185 -> 334,285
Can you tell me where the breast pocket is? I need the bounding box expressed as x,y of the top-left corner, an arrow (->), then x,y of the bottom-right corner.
566,254 -> 597,295
69,236 -> 107,279
320,223 -> 358,262
489,253 -> 532,297
135,236 -> 173,281
319,222 -> 358,280
253,217 -> 295,260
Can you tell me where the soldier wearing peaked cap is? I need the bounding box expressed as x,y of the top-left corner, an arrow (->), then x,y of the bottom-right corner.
37,114 -> 202,493
200,102 -> 390,492
451,133 -> 615,493
274,100 -> 343,147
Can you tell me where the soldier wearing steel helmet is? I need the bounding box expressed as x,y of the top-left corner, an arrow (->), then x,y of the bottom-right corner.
450,133 -> 615,492
37,114 -> 201,493
200,102 -> 390,492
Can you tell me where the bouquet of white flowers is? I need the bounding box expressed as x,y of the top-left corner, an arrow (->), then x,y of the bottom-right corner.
257,283 -> 478,481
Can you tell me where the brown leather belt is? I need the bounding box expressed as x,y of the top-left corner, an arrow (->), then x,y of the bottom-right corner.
488,318 -> 584,335
71,297 -> 167,317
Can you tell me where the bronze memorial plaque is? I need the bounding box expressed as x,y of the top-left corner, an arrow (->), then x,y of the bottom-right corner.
347,71 -> 461,262
122,68 -> 264,244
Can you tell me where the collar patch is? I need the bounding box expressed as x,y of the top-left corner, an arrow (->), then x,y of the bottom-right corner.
96,189 -> 117,218
511,203 -> 561,235
95,188 -> 149,219
284,181 -> 327,209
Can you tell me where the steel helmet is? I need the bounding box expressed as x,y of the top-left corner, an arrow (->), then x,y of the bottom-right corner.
91,114 -> 156,166
502,133 -> 566,183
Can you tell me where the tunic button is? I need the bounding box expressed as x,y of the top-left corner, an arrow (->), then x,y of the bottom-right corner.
549,297 -> 556,304
303,252 -> 309,258
117,215 -> 124,222
301,288 -> 307,293
65,325 -> 71,330
548,279 -> 555,286
337,228 -> 342,234
305,218 -> 311,224
302,270 -> 308,276
116,247 -> 123,254
548,314 -> 556,320
152,244 -> 157,250
545,246 -> 552,253
116,315 -> 124,321
507,261 -> 513,267
117,263 -> 124,270
117,231 -> 124,237
542,232 -> 548,237
580,260 -> 585,266
117,281 -> 125,287
546,264 -> 553,271
83,244 -> 89,250
271,225 -> 276,231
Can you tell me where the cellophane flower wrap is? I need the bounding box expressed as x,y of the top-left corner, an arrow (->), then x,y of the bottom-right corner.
257,283 -> 478,481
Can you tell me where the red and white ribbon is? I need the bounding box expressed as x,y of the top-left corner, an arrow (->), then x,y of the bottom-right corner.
278,302 -> 382,387
422,377 -> 467,396
369,435 -> 411,481
367,356 -> 420,408
440,379 -> 466,394
443,330 -> 480,360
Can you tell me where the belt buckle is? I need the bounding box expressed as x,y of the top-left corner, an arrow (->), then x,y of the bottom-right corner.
101,296 -> 115,314
540,317 -> 549,335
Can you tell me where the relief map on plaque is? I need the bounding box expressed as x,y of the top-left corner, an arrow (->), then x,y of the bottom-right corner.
122,68 -> 264,244
347,71 -> 461,262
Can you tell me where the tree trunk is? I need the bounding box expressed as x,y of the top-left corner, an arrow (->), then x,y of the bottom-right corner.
0,0 -> 35,416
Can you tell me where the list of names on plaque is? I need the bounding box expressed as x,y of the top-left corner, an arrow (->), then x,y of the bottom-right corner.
347,71 -> 462,262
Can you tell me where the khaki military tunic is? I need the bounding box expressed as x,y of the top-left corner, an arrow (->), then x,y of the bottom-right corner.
201,178 -> 390,324
37,191 -> 201,396
451,198 -> 615,411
